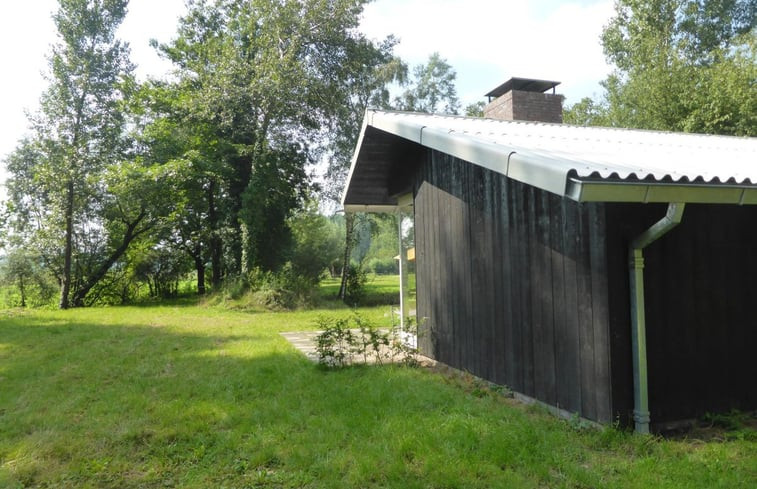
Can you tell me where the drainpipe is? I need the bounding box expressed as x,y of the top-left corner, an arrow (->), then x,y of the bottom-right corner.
628,202 -> 685,434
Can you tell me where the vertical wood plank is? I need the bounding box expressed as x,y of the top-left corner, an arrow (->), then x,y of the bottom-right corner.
492,173 -> 509,385
589,203 -> 612,422
535,191 -> 557,405
552,196 -> 581,413
577,203 -> 598,420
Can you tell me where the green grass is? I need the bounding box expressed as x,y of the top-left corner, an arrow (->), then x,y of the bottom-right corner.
0,300 -> 755,488
319,274 -> 405,307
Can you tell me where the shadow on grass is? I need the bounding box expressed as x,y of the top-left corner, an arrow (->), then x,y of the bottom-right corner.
0,314 -> 470,487
0,312 -> 754,489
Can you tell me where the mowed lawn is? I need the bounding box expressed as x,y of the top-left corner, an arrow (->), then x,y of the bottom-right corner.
0,299 -> 755,488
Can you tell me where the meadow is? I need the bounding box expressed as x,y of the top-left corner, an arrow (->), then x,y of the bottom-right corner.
0,279 -> 754,488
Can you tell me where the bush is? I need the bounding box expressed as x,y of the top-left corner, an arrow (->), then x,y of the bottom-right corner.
314,313 -> 418,368
367,257 -> 398,275
249,263 -> 318,310
206,264 -> 318,311
343,264 -> 368,306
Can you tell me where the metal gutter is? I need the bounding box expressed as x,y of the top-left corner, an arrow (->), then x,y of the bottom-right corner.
628,202 -> 685,434
343,204 -> 400,213
567,178 -> 757,204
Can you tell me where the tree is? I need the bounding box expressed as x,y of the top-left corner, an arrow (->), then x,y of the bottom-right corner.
322,50 -> 463,298
571,0 -> 756,135
563,97 -> 611,126
157,0 -> 398,278
396,52 -> 461,114
5,0 -> 134,308
133,80 -> 232,293
288,201 -> 343,283
464,101 -> 485,118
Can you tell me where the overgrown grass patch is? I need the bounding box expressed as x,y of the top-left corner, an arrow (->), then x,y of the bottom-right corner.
0,303 -> 754,488
320,274 -> 403,307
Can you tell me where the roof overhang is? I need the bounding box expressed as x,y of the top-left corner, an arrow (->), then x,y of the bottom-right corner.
341,110 -> 757,211
485,77 -> 561,98
567,180 -> 757,205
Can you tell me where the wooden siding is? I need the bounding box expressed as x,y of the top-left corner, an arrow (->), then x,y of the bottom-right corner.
413,150 -> 757,427
605,204 -> 757,425
414,150 -> 614,422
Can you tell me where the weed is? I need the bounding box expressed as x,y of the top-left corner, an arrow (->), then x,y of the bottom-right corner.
313,312 -> 417,367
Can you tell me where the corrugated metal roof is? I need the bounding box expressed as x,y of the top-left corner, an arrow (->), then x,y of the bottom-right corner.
342,110 -> 757,210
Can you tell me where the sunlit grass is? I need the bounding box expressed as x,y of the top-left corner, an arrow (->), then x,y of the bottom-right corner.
0,300 -> 754,488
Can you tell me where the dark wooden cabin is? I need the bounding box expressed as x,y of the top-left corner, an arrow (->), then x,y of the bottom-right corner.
342,103 -> 757,432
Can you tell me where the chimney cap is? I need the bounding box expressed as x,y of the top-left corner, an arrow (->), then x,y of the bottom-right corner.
485,77 -> 561,98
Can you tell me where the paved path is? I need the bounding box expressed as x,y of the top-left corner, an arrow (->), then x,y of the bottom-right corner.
279,330 -> 322,362
280,329 -> 432,366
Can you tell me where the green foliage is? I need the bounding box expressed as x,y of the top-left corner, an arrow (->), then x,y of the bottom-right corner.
0,250 -> 58,308
343,264 -> 368,306
205,264 -> 319,311
314,315 -> 355,367
396,52 -> 461,114
288,203 -> 344,283
314,312 -> 417,367
132,245 -> 193,300
1,0 -> 186,308
563,97 -> 611,126
4,0 -> 409,307
157,0 -> 398,275
247,264 -> 320,310
465,101 -> 486,117
366,257 -> 398,275
569,0 -> 756,135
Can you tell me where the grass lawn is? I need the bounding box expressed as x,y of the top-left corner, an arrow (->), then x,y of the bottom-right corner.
0,297 -> 755,488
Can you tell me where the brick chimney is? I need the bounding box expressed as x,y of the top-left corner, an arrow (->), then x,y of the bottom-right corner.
483,77 -> 564,123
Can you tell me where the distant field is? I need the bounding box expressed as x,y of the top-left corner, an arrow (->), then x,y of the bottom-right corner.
320,274 -> 407,308
0,297 -> 755,488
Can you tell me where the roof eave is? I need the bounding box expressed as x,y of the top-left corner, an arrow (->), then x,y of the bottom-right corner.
341,110 -> 757,211
568,179 -> 757,205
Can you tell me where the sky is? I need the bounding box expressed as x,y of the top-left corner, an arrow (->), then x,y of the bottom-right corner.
0,0 -> 615,183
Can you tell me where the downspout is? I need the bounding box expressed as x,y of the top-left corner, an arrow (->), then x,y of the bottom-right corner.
628,202 -> 685,434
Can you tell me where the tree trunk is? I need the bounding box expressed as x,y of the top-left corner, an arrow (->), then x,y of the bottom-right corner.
18,276 -> 26,308
59,179 -> 75,309
241,220 -> 254,277
229,154 -> 253,275
71,211 -> 148,306
338,212 -> 356,300
207,179 -> 223,287
195,255 -> 206,295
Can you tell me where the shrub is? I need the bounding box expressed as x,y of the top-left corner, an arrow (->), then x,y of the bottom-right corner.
249,263 -> 317,310
367,257 -> 398,275
314,313 -> 418,368
203,264 -> 318,311
343,264 -> 368,306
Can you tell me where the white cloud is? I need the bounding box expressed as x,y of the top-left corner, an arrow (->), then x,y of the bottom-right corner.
117,0 -> 185,81
0,0 -> 617,170
0,0 -> 187,181
361,0 -> 615,105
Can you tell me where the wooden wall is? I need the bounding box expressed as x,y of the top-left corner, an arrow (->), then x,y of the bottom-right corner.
414,150 -> 615,423
604,204 -> 757,426
412,149 -> 757,427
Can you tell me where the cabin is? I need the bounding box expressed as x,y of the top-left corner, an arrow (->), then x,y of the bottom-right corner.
341,78 -> 757,433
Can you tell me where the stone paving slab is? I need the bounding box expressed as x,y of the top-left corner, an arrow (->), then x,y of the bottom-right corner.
279,330 -> 323,362
280,329 -> 432,366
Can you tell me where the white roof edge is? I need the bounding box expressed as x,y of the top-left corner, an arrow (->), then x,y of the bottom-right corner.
340,112 -> 372,206
343,109 -> 757,206
343,204 -> 400,213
